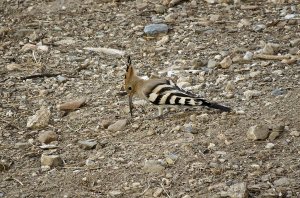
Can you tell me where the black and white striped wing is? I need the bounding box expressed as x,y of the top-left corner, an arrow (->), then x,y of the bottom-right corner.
145,80 -> 204,106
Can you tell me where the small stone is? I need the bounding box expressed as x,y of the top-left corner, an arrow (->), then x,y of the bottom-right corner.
265,143 -> 275,149
207,143 -> 215,149
249,71 -> 261,78
78,139 -> 97,150
261,43 -> 275,55
220,56 -> 232,69
14,142 -> 31,149
38,131 -> 58,144
197,113 -> 209,122
182,195 -> 191,198
187,42 -> 196,49
207,59 -> 217,68
101,120 -> 113,129
238,19 -> 251,28
268,131 -> 280,141
27,106 -> 51,129
54,38 -> 76,46
57,98 -> 86,112
6,63 -> 22,71
247,125 -> 270,141
253,24 -> 266,32
107,119 -> 127,132
0,160 -> 10,171
153,187 -> 163,197
20,43 -> 36,52
144,24 -> 169,35
165,13 -> 177,23
37,45 -> 49,52
289,47 -> 299,55
143,160 -> 165,173
41,154 -> 63,167
290,130 -> 300,137
244,90 -> 261,100
226,182 -> 248,198
271,88 -> 286,96
57,75 -> 67,83
191,58 -> 205,69
190,114 -> 196,122
243,51 -> 253,60
273,177 -> 291,187
155,4 -> 166,14
108,190 -> 123,196
290,38 -> 300,47
156,35 -> 169,46
272,70 -> 283,75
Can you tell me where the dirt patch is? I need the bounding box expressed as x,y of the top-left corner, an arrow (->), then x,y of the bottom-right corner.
1,0 -> 300,197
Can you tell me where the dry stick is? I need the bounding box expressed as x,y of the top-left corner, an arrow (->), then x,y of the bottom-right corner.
253,54 -> 291,60
20,73 -> 62,80
160,183 -> 171,198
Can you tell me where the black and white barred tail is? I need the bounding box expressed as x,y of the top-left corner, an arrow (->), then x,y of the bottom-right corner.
145,80 -> 231,112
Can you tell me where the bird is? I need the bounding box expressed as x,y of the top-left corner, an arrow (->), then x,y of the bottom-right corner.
124,56 -> 231,117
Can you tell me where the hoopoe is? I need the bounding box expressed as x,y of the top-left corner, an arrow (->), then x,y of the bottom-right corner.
124,56 -> 231,117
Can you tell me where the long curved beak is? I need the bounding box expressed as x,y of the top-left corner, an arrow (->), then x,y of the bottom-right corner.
128,94 -> 133,117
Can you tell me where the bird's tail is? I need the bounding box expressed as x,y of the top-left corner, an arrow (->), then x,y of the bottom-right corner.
196,99 -> 231,112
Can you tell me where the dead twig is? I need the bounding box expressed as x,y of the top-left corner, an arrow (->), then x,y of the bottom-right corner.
253,54 -> 291,60
20,73 -> 62,80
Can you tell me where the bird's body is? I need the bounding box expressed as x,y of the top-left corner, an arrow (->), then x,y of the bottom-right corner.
124,56 -> 231,117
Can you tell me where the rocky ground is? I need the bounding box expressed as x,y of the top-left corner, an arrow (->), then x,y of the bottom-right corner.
1,0 -> 300,197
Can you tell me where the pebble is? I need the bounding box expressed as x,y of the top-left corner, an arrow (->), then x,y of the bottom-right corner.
20,43 -> 36,52
6,63 -> 22,71
207,59 -> 217,68
253,24 -> 266,32
271,88 -> 286,96
143,160 -> 165,173
57,98 -> 86,111
144,24 -> 169,35
83,47 -> 125,56
249,71 -> 261,78
247,125 -> 270,140
108,190 -> 122,196
273,177 -> 291,187
41,154 -> 63,167
223,182 -> 248,198
54,38 -> 76,46
155,4 -> 166,14
265,143 -> 275,149
220,56 -> 232,69
153,187 -> 163,197
27,106 -> 51,129
268,131 -> 280,141
261,43 -> 275,55
290,130 -> 300,137
272,70 -> 283,75
38,131 -> 58,144
156,35 -> 169,46
165,13 -> 177,23
182,195 -> 191,198
243,90 -> 261,100
243,51 -> 253,60
14,142 -> 31,149
107,119 -> 127,132
78,139 -> 97,150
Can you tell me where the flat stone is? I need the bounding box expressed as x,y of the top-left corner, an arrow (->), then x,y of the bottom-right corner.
27,106 -> 51,129
290,130 -> 300,137
14,142 -> 31,149
273,177 -> 291,187
143,160 -> 165,173
271,88 -> 287,96
226,182 -> 248,198
268,131 -> 280,141
265,143 -> 275,149
207,59 -> 217,68
78,139 -> 97,150
247,125 -> 270,140
108,119 -> 127,132
38,131 -> 58,144
244,90 -> 261,100
144,24 -> 169,35
41,154 -> 63,167
108,190 -> 123,196
220,56 -> 232,69
153,187 -> 163,197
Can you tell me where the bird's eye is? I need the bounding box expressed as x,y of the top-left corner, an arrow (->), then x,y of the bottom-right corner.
128,87 -> 132,91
